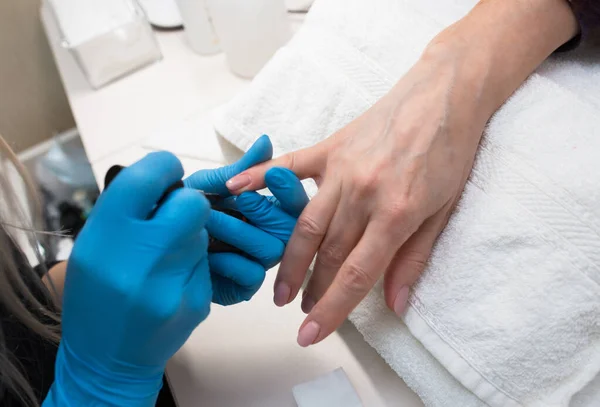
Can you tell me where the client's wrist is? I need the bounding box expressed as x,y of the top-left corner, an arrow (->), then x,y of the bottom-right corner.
418,33 -> 499,129
44,341 -> 164,407
419,0 -> 578,119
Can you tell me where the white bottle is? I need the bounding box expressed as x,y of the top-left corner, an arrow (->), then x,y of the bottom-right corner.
175,0 -> 220,55
206,0 -> 291,78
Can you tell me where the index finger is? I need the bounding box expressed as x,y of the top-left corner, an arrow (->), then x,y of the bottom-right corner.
297,221 -> 412,347
225,142 -> 330,194
184,134 -> 273,196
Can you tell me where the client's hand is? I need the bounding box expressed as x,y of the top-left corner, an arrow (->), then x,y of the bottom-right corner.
221,0 -> 578,346
224,60 -> 486,345
185,136 -> 309,305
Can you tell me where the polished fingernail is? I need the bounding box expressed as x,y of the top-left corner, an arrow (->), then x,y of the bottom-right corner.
274,282 -> 291,307
301,293 -> 315,314
226,173 -> 251,192
297,321 -> 320,347
393,286 -> 410,316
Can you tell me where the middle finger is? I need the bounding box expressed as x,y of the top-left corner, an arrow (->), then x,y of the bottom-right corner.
302,194 -> 369,313
274,181 -> 341,306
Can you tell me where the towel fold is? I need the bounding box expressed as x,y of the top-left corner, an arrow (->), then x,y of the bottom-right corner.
212,1 -> 600,405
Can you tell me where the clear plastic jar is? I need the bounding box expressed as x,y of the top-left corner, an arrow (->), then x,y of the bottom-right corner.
175,0 -> 221,55
207,0 -> 291,78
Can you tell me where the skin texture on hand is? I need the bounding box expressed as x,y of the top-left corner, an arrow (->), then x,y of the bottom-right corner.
226,0 -> 578,347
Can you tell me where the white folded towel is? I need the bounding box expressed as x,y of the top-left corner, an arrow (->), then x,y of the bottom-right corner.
212,0 -> 600,405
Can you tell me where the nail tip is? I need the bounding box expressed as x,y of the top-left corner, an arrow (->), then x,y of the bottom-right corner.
225,173 -> 252,192
274,283 -> 291,308
393,286 -> 410,316
297,321 -> 320,348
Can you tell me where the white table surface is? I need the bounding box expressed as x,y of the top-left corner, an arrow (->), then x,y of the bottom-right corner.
41,6 -> 424,406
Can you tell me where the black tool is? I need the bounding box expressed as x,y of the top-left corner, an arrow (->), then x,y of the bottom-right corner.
104,165 -> 246,255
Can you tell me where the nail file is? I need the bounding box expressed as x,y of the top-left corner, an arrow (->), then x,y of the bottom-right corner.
103,165 -> 246,255
292,368 -> 364,407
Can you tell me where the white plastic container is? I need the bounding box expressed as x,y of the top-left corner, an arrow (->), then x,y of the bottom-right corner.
47,0 -> 162,89
175,0 -> 220,55
207,0 -> 291,78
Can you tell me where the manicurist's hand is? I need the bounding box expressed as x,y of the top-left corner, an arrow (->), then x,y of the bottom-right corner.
222,0 -> 578,346
185,136 -> 309,305
44,152 -> 212,407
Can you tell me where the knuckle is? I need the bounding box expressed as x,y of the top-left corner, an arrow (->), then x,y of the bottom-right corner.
351,172 -> 378,196
282,152 -> 297,172
296,214 -> 325,239
152,293 -> 182,322
339,263 -> 374,295
383,201 -> 410,221
317,244 -> 347,270
381,200 -> 417,227
400,250 -> 429,275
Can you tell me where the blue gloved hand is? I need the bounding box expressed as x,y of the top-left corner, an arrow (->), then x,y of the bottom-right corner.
184,134 -> 273,197
185,135 -> 309,305
44,152 -> 211,407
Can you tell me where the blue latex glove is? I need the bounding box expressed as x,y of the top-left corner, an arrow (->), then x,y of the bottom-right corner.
184,134 -> 273,197
44,152 -> 211,407
185,136 -> 309,305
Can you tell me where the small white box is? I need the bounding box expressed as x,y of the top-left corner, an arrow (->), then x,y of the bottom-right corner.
46,0 -> 162,89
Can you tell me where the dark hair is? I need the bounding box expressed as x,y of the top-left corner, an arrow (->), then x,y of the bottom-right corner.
0,134 -> 60,406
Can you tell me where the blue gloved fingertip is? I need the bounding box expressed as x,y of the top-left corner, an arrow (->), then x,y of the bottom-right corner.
239,135 -> 273,168
265,167 -> 297,186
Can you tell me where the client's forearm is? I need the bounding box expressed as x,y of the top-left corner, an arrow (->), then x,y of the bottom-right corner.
419,0 -> 578,126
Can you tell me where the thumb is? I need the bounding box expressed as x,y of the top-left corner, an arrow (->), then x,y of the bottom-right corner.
225,143 -> 329,195
383,212 -> 448,317
184,134 -> 273,196
235,192 -> 296,243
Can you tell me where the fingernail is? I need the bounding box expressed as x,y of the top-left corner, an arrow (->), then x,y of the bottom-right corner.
301,293 -> 315,314
297,321 -> 320,347
274,282 -> 291,307
226,173 -> 251,192
393,286 -> 410,316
